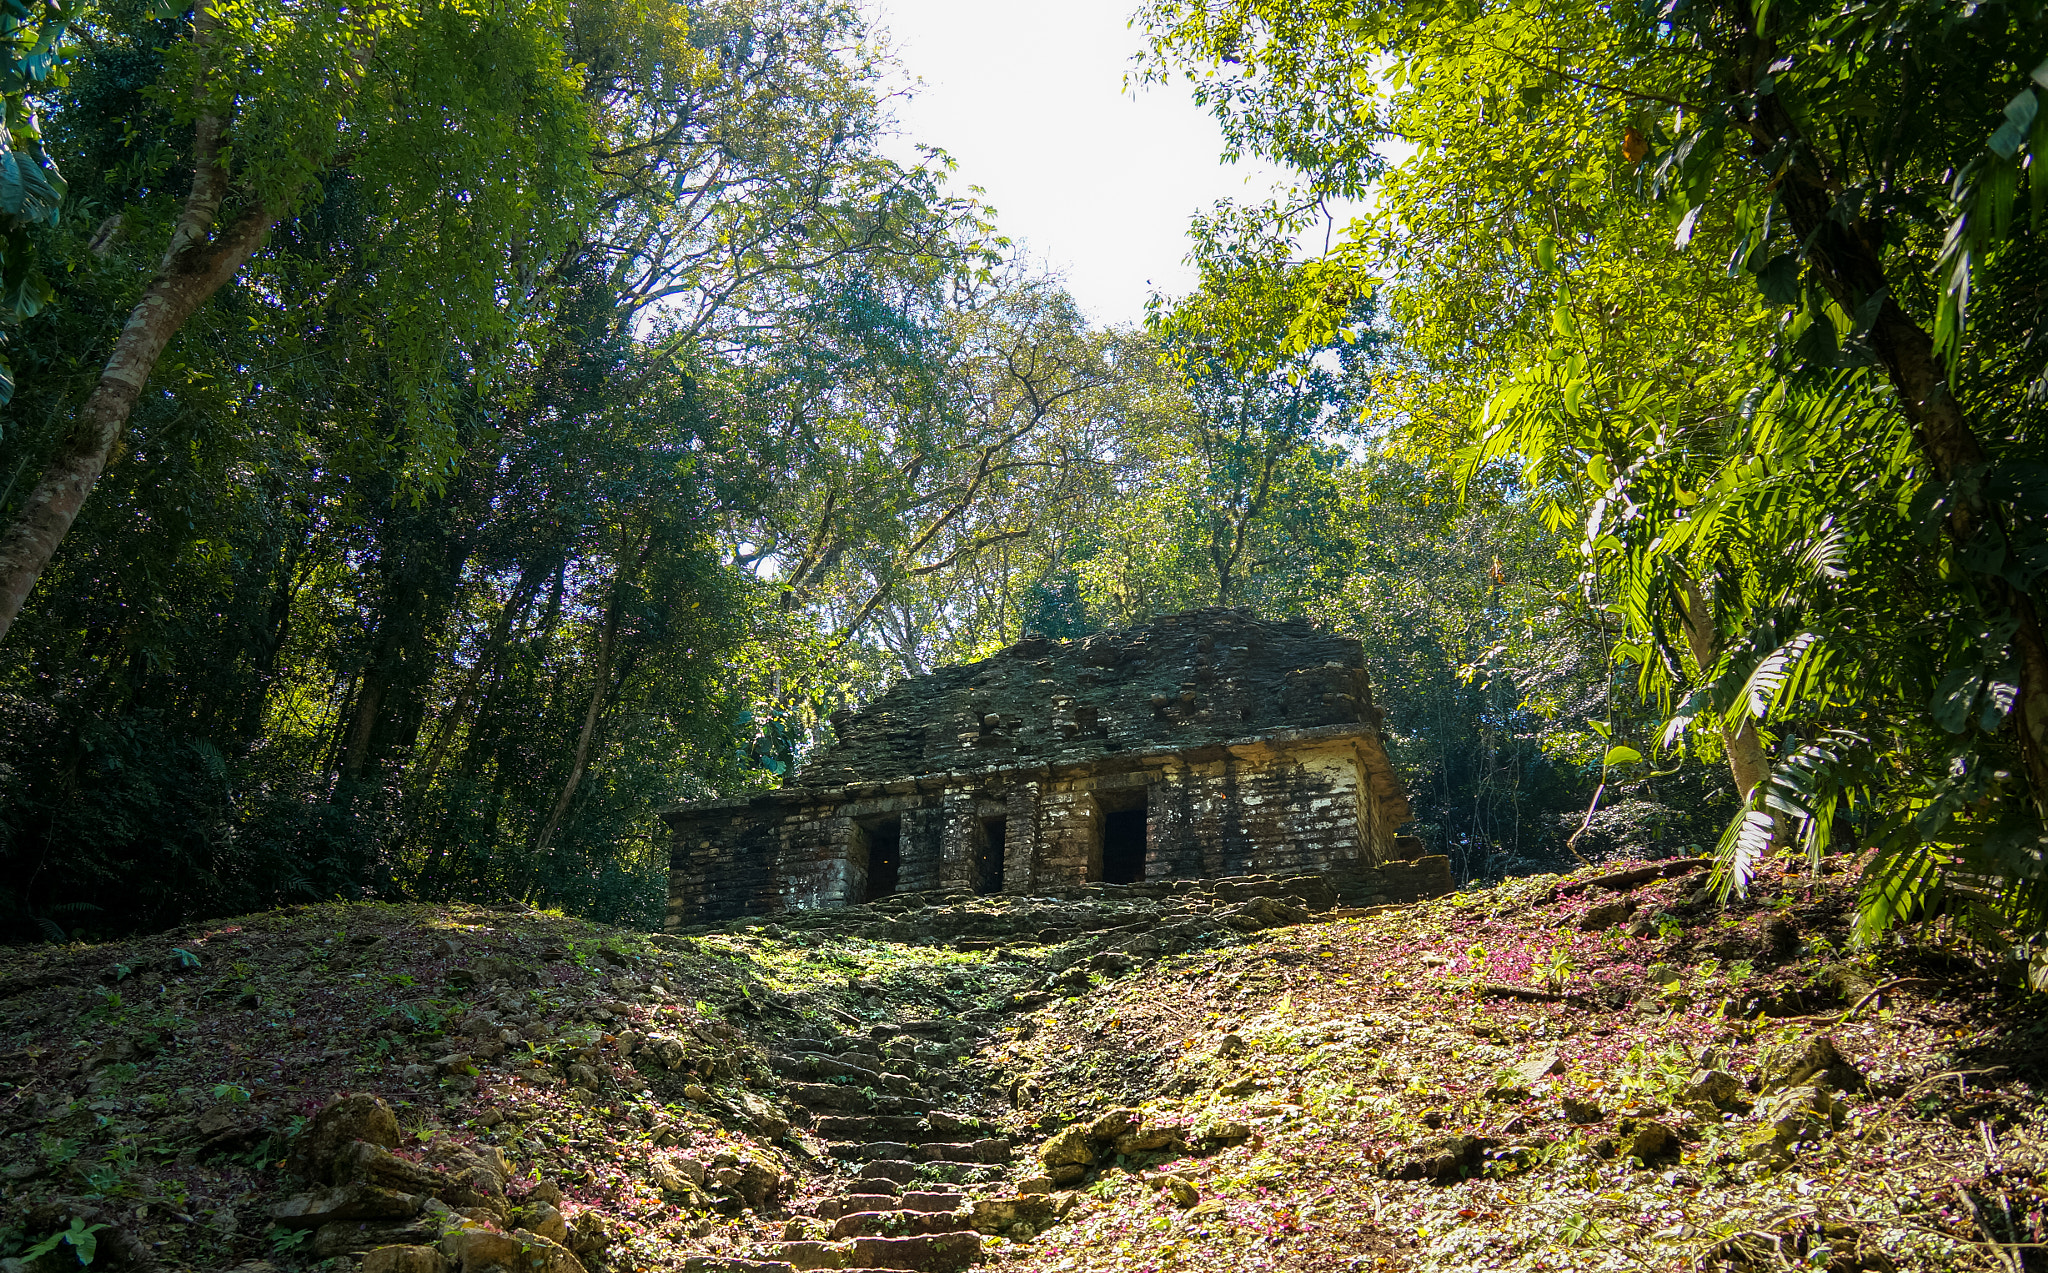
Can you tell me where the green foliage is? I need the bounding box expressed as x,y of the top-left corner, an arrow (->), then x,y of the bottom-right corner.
0,0 -> 84,403
22,1218 -> 107,1268
1140,0 -> 2048,960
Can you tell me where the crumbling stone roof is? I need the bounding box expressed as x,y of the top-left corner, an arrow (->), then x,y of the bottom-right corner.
795,608 -> 1387,789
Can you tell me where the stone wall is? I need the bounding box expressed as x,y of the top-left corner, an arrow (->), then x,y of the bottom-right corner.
662,609 -> 1424,930
665,733 -> 1405,928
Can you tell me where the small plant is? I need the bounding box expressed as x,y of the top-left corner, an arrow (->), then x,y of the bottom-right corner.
21,1218 -> 108,1268
38,1134 -> 81,1166
1534,944 -> 1576,994
1561,1214 -> 1608,1247
1658,917 -> 1684,942
267,1224 -> 311,1254
169,947 -> 202,969
211,1083 -> 252,1104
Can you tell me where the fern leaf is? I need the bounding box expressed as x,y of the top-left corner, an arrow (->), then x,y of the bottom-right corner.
1855,841 -> 1948,946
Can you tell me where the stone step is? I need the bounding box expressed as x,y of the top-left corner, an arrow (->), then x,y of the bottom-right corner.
856,1160 -> 921,1186
770,1232 -> 982,1272
683,1259 -> 795,1273
783,1082 -> 873,1112
831,1138 -> 1010,1165
772,1055 -> 883,1084
898,1192 -> 967,1213
809,1195 -> 902,1221
913,1139 -> 1011,1164
829,1141 -> 917,1162
810,1116 -> 983,1144
829,1209 -> 971,1239
782,1086 -> 936,1118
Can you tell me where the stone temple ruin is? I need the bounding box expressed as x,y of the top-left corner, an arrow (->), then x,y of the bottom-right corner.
662,608 -> 1452,931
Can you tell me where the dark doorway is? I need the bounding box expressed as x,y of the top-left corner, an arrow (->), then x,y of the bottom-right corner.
976,817 -> 1006,895
863,817 -> 901,902
1099,795 -> 1148,884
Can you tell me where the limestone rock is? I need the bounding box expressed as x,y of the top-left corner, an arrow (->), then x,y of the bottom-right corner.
1194,1118 -> 1251,1147
1577,898 -> 1637,931
288,1094 -> 401,1183
1681,1068 -> 1752,1114
335,1143 -> 449,1197
710,1157 -> 782,1210
1084,1108 -> 1141,1142
515,1203 -> 568,1245
847,1232 -> 982,1271
1113,1123 -> 1185,1156
1488,1050 -> 1562,1097
775,1239 -> 849,1269
271,1183 -> 423,1229
643,1034 -> 688,1070
360,1245 -> 450,1273
425,1142 -> 512,1202
565,1210 -> 612,1258
1222,897 -> 1311,931
1561,1096 -> 1603,1124
1038,1126 -> 1094,1172
312,1218 -> 440,1258
1767,1036 -> 1865,1095
732,1091 -> 790,1140
1159,1175 -> 1200,1208
1738,1087 -> 1842,1170
509,1228 -> 587,1273
439,1225 -> 525,1273
968,1195 -> 1054,1233
1627,1120 -> 1681,1165
1382,1135 -> 1499,1183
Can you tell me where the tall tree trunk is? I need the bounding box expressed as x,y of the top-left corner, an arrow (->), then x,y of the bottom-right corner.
529,585 -> 623,859
340,672 -> 388,784
0,94 -> 275,643
1727,14 -> 2048,817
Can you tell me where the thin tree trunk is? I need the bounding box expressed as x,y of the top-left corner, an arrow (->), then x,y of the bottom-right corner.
529,586 -> 623,858
1678,578 -> 1774,805
0,107 -> 275,640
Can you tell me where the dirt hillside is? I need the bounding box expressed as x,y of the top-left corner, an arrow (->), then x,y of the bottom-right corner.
1,856 -> 2042,1273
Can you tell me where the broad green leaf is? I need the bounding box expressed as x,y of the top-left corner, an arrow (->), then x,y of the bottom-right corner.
1930,664 -> 1984,734
1602,745 -> 1643,767
1988,89 -> 2037,159
1756,254 -> 1801,304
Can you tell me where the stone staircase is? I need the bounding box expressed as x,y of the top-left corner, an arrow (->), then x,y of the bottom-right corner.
684,1032 -> 1045,1272
673,862 -> 1456,1270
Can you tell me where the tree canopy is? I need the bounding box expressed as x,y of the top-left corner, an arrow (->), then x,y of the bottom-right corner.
0,0 -> 2038,989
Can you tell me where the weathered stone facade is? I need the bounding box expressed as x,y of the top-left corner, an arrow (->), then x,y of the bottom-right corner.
662,609 -> 1445,930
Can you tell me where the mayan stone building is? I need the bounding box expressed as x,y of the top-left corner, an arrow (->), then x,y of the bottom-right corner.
662,608 -> 1450,929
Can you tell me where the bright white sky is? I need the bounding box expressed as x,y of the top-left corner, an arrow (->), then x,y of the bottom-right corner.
868,0 -> 1317,327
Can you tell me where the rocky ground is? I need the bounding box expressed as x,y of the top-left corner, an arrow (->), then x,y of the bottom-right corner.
1,855 -> 2043,1273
